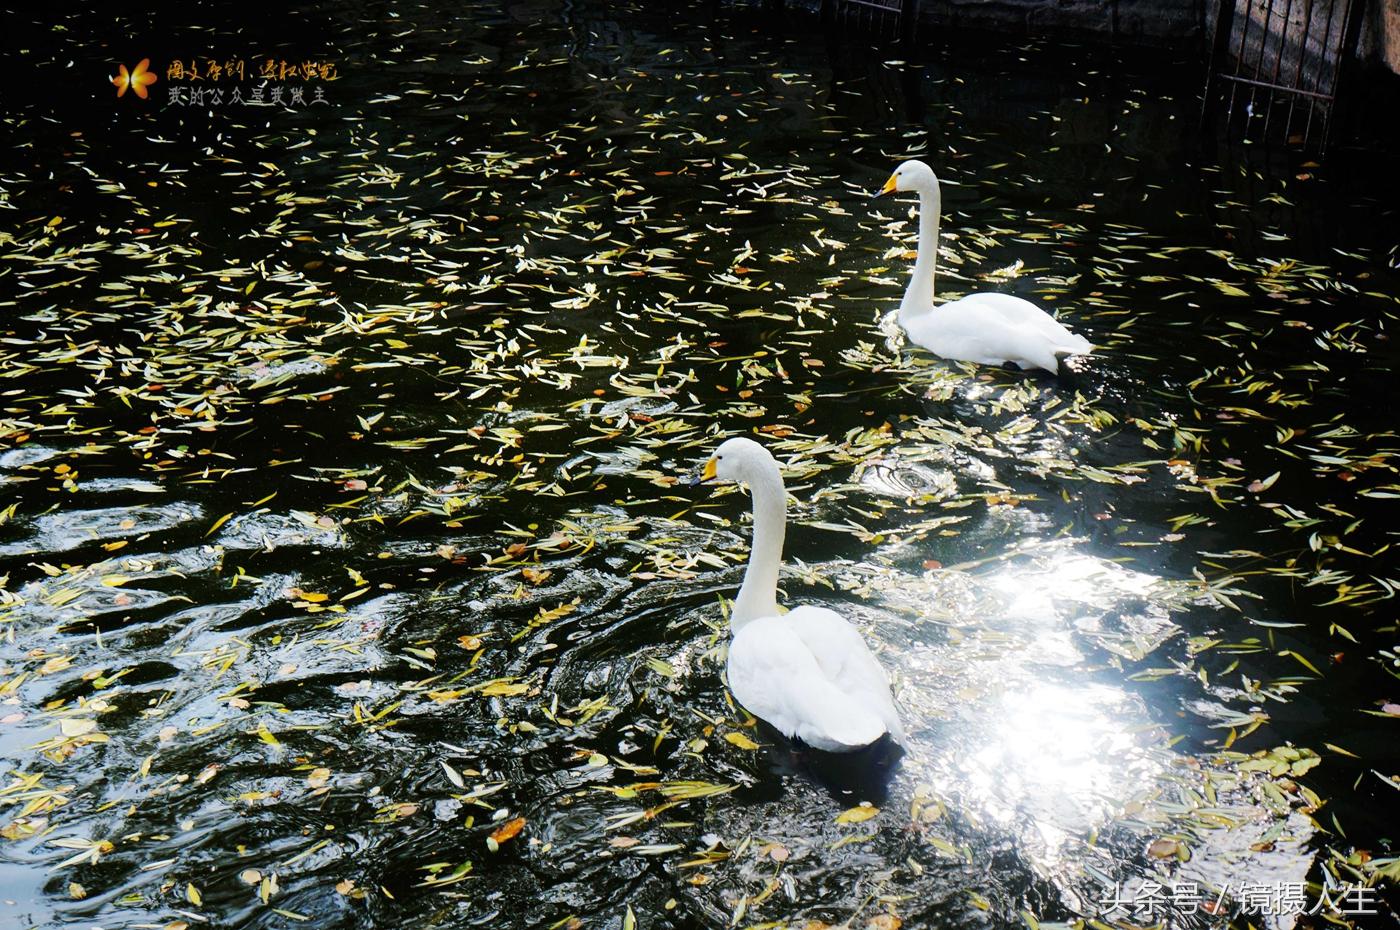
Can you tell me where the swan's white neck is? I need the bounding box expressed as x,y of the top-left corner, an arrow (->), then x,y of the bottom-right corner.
732,460 -> 786,630
898,184 -> 941,322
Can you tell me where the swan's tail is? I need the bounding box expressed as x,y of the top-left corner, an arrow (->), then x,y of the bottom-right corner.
799,715 -> 888,753
1052,335 -> 1094,359
1048,338 -> 1093,371
793,693 -> 887,752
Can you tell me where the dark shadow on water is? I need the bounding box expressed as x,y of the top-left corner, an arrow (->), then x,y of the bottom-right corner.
743,723 -> 906,806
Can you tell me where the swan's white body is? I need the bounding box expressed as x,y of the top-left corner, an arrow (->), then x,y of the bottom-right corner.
729,605 -> 904,751
877,160 -> 1092,374
702,438 -> 903,752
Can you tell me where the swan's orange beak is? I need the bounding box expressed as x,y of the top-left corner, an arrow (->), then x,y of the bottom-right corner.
872,173 -> 898,199
700,458 -> 718,483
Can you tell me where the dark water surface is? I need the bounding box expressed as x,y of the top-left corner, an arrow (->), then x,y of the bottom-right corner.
2,1 -> 1398,928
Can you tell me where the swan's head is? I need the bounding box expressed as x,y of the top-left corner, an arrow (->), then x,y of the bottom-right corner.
874,159 -> 936,197
700,436 -> 776,486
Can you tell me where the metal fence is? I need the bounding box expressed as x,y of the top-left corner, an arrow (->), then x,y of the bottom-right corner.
1201,0 -> 1366,151
820,0 -> 920,45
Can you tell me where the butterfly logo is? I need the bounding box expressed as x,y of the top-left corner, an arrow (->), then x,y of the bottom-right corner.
112,59 -> 158,99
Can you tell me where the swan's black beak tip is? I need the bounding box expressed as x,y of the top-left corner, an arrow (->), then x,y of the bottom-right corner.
687,458 -> 719,486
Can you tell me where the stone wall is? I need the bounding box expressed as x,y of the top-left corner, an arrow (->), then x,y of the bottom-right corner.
1359,0 -> 1400,72
1213,0 -> 1400,83
785,0 -> 1203,40
790,0 -> 1399,72
917,0 -> 1204,42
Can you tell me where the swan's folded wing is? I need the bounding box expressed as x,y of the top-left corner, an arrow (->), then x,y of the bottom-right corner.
964,292 -> 1092,354
783,606 -> 905,744
728,617 -> 886,751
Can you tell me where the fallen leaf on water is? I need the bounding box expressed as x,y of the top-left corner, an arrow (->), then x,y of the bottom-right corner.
1147,837 -> 1183,859
59,718 -> 97,738
723,732 -> 760,750
836,804 -> 879,824
490,817 -> 526,845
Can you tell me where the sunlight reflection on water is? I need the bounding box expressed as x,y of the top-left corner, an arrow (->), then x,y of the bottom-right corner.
583,515 -> 1324,926
847,539 -> 1315,920
884,544 -> 1173,854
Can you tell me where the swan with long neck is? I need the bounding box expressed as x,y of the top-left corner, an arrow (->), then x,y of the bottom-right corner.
873,159 -> 1092,374
700,437 -> 903,752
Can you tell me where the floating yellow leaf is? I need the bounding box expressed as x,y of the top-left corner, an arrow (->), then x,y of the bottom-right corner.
835,804 -> 879,824
477,680 -> 528,697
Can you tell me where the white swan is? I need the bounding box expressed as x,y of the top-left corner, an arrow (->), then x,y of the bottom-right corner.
873,159 -> 1092,374
700,437 -> 903,752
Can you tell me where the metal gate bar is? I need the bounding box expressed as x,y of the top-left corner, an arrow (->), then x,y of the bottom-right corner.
1202,0 -> 1364,151
821,0 -> 920,46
